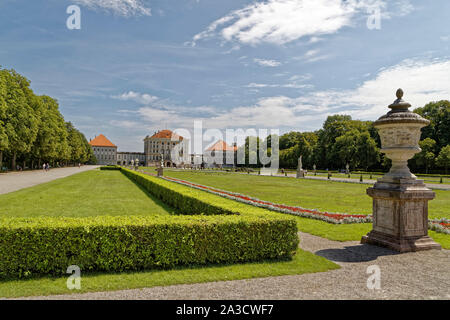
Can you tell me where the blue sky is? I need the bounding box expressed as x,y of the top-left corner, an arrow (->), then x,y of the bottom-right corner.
0,0 -> 449,151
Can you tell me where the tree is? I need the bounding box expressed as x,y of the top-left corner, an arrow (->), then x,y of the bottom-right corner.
358,131 -> 380,171
414,138 -> 436,173
332,129 -> 360,169
0,70 -> 9,169
436,145 -> 450,174
2,69 -> 39,170
31,95 -> 68,168
414,100 -> 450,149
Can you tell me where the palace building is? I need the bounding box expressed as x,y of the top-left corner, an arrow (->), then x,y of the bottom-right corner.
143,130 -> 189,167
204,140 -> 237,168
89,134 -> 117,165
89,130 -> 189,167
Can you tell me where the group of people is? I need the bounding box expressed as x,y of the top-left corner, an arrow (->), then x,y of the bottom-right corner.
42,163 -> 50,172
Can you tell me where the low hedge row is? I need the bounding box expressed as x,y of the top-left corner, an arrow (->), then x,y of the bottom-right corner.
99,165 -> 121,170
0,168 -> 299,278
121,168 -> 235,215
0,215 -> 298,278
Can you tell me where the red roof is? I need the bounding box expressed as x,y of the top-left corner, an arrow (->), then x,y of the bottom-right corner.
89,134 -> 117,147
150,130 -> 183,140
206,140 -> 237,152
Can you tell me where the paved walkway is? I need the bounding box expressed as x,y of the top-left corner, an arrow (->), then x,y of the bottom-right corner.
0,165 -> 100,195
23,232 -> 449,300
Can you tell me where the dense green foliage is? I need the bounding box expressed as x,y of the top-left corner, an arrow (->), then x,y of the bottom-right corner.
241,102 -> 450,174
0,68 -> 95,170
99,165 -> 121,170
0,214 -> 298,278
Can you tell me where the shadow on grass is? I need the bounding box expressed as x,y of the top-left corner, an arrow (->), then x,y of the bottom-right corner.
119,171 -> 181,215
315,244 -> 399,263
0,255 -> 295,283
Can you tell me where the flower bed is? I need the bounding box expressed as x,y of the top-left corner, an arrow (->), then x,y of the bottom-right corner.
147,172 -> 449,234
158,175 -> 372,224
429,218 -> 450,234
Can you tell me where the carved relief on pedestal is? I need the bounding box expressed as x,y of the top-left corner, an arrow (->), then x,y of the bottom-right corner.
403,201 -> 426,236
378,126 -> 421,148
374,199 -> 395,235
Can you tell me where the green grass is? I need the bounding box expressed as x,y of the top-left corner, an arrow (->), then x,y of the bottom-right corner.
0,170 -> 176,217
143,169 -> 449,248
0,249 -> 339,298
151,169 -> 450,219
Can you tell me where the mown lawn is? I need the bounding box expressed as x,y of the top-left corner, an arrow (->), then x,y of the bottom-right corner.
146,169 -> 449,249
157,170 -> 450,219
0,169 -> 341,298
0,249 -> 339,298
0,170 -> 176,217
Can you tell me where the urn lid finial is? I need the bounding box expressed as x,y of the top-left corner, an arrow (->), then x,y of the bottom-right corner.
389,88 -> 411,111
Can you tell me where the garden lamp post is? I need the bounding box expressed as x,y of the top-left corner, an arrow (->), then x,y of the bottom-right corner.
361,89 -> 441,252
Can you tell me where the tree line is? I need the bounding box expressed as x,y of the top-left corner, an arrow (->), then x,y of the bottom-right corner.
0,68 -> 96,171
239,100 -> 450,174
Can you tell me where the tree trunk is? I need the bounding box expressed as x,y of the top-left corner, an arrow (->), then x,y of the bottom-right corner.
0,151 -> 2,171
11,152 -> 16,171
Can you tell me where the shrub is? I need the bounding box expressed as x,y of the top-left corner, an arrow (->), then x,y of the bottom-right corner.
121,168 -> 235,216
0,215 -> 298,278
0,168 -> 299,278
100,165 -> 121,170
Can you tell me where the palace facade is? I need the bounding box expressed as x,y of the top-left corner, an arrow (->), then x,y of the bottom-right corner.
89,130 -> 190,167
89,134 -> 117,165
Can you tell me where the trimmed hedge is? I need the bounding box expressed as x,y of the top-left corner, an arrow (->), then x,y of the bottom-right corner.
121,168 -> 235,216
100,165 -> 121,170
0,215 -> 298,278
0,168 -> 299,278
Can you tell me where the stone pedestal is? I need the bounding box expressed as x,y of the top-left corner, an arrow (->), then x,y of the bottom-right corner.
362,178 -> 441,252
296,169 -> 305,178
361,89 -> 441,253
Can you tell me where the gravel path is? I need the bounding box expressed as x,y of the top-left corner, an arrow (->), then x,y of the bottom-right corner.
0,165 -> 100,195
22,232 -> 450,300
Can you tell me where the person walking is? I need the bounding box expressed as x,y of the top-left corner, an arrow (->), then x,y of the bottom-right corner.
43,163 -> 46,172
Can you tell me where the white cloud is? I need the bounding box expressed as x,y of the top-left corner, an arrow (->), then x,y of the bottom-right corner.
254,58 -> 282,67
192,0 -> 393,46
246,82 -> 313,89
73,0 -> 151,16
115,58 -> 449,133
112,91 -> 158,104
294,49 -> 331,63
109,120 -> 142,128
296,57 -> 450,119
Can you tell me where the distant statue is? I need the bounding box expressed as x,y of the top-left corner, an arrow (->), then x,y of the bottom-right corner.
296,155 -> 305,178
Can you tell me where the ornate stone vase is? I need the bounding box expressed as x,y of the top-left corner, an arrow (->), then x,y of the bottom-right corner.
361,89 -> 441,252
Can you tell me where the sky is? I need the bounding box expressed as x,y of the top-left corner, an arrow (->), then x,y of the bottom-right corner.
0,0 -> 449,152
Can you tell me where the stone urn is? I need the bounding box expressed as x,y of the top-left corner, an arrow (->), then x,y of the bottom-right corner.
361,89 -> 441,252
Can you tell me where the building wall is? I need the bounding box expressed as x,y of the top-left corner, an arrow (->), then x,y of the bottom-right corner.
203,150 -> 236,168
117,152 -> 146,165
143,137 -> 189,167
91,146 -> 117,165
